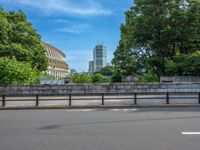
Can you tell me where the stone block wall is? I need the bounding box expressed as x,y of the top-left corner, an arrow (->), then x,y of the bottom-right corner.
0,83 -> 200,95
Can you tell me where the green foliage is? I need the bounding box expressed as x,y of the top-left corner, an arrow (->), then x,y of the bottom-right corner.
137,72 -> 159,83
113,0 -> 200,76
39,72 -> 56,79
72,74 -> 92,83
165,52 -> 200,75
97,66 -> 115,76
111,70 -> 123,83
92,73 -> 110,83
0,57 -> 38,84
0,8 -> 48,71
112,7 -> 140,76
71,73 -> 110,84
0,8 -> 48,84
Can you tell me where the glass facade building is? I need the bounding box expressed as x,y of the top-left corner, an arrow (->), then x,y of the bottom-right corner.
88,61 -> 94,73
93,45 -> 107,72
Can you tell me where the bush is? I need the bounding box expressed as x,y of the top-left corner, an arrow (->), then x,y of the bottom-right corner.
92,73 -> 110,83
165,52 -> 200,75
72,74 -> 92,83
0,57 -> 38,84
97,66 -> 114,76
111,70 -> 122,83
137,71 -> 159,83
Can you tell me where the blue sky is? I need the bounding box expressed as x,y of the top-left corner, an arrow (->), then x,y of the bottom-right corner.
0,0 -> 133,72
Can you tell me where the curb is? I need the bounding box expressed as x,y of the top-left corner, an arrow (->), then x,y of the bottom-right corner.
159,104 -> 193,107
0,104 -> 200,110
0,105 -> 136,110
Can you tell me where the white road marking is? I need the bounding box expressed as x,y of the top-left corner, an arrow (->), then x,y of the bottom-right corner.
109,109 -> 138,112
66,109 -> 96,112
66,108 -> 138,112
182,132 -> 200,135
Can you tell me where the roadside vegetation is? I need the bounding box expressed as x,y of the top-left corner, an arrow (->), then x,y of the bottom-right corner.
112,0 -> 200,80
0,8 -> 48,84
1,0 -> 200,84
73,0 -> 200,84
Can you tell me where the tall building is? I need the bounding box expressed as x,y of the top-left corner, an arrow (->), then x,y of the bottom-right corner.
93,44 -> 107,72
42,42 -> 69,78
70,68 -> 78,75
88,61 -> 94,73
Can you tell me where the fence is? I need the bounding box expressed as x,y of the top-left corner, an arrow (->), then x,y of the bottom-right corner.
1,92 -> 200,107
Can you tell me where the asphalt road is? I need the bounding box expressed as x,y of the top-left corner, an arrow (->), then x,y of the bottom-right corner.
0,108 -> 200,150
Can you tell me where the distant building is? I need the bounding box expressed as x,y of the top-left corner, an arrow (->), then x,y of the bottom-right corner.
42,42 -> 69,78
107,63 -> 111,66
88,61 -> 94,73
70,68 -> 78,75
93,44 -> 107,72
40,77 -> 72,85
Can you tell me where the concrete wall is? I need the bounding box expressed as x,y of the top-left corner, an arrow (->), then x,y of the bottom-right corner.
0,83 -> 200,95
160,76 -> 200,83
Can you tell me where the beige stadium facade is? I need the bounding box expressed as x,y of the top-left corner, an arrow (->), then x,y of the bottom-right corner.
42,42 -> 69,78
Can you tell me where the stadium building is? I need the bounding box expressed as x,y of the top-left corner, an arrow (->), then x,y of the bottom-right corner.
42,42 -> 68,78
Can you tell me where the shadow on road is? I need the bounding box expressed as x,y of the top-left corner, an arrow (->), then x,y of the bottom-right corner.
38,115 -> 200,130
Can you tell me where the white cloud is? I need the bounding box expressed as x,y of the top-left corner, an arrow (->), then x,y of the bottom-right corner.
54,24 -> 91,33
1,0 -> 111,16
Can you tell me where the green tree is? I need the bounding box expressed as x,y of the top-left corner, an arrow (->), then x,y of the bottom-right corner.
0,57 -> 38,84
72,74 -> 92,83
137,71 -> 159,83
97,66 -> 115,76
111,70 -> 123,83
92,73 -> 110,83
113,0 -> 200,76
166,52 -> 200,75
0,8 -> 48,71
112,9 -> 138,76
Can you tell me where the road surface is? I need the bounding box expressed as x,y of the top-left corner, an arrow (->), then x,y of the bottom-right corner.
0,107 -> 200,150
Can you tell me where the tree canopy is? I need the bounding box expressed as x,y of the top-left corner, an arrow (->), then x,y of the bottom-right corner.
0,8 -> 48,71
112,0 -> 200,76
96,66 -> 115,76
0,57 -> 38,84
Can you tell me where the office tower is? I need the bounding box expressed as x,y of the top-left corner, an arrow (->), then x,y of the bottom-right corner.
93,44 -> 107,72
70,69 -> 78,75
88,61 -> 94,73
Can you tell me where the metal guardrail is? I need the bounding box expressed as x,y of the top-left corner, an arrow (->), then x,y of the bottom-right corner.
1,92 -> 200,107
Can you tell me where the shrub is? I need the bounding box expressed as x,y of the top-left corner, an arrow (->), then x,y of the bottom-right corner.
72,74 -> 92,83
0,57 -> 38,84
92,73 -> 110,83
137,71 -> 159,83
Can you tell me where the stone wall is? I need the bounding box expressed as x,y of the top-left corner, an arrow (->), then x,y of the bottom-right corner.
0,83 -> 200,95
160,76 -> 200,83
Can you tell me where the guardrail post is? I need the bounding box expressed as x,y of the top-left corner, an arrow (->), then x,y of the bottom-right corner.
101,93 -> 104,105
69,94 -> 72,106
198,93 -> 200,104
2,95 -> 5,107
134,93 -> 137,105
166,92 -> 170,104
36,95 -> 39,106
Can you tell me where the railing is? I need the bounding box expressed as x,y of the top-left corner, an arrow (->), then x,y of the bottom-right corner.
1,92 -> 200,107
